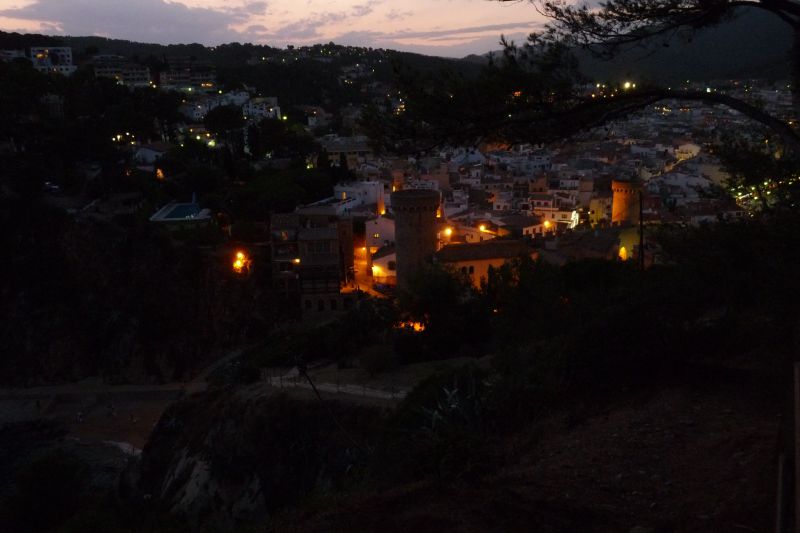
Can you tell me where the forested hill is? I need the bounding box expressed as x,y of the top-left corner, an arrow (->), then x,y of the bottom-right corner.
465,7 -> 794,83
0,31 -> 481,77
577,7 -> 793,83
0,5 -> 791,88
0,32 -> 482,110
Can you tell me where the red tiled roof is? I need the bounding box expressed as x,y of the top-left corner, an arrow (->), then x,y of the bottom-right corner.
436,239 -> 532,263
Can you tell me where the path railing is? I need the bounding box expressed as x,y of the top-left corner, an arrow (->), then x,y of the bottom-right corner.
259,368 -> 407,401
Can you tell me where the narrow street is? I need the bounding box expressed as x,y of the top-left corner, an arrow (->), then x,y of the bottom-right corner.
351,245 -> 386,298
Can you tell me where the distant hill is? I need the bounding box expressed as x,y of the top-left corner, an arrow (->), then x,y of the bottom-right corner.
0,30 -> 481,77
461,7 -> 793,83
0,7 -> 790,84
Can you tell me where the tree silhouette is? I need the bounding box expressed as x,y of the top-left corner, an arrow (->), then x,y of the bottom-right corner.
496,0 -> 800,144
366,3 -> 800,155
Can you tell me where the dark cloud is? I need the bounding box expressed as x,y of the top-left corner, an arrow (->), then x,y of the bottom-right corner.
0,0 -> 539,56
261,11 -> 348,41
385,9 -> 414,22
244,24 -> 269,33
334,28 -> 533,58
241,2 -> 269,15
382,21 -> 540,41
352,0 -> 384,18
0,0 -> 265,44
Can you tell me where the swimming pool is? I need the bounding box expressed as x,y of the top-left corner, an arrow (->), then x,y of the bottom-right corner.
165,204 -> 201,219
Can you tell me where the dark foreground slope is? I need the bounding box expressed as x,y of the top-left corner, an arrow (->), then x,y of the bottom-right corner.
131,360 -> 778,533
131,214 -> 800,532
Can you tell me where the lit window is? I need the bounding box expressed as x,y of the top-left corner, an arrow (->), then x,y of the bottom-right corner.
373,233 -> 380,238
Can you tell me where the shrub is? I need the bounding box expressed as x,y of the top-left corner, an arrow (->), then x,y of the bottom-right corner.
3,450 -> 89,532
358,344 -> 396,376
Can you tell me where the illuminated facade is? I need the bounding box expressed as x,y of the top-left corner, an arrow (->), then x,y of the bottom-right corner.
611,179 -> 642,226
436,240 -> 535,288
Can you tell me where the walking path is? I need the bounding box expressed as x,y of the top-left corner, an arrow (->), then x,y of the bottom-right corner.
349,245 -> 387,298
0,347 -> 245,401
261,367 -> 408,401
0,348 -> 246,447
0,347 -> 412,449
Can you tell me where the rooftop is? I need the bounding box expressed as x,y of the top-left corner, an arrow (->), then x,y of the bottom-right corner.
436,239 -> 532,263
138,142 -> 172,153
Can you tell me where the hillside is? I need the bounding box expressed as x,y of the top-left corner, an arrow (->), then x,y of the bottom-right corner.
464,7 -> 793,82
3,7 -> 791,87
577,7 -> 793,83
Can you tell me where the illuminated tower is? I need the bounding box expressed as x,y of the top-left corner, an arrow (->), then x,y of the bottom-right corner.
611,179 -> 642,226
391,189 -> 441,290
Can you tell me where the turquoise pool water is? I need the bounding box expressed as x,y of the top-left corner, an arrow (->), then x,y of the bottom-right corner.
166,204 -> 200,219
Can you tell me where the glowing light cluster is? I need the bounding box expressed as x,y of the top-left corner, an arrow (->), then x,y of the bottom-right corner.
232,250 -> 251,274
396,321 -> 426,332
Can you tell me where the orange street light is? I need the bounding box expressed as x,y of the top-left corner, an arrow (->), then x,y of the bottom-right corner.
233,250 -> 251,274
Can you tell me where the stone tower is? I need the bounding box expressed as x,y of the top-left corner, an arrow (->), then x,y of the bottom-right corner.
391,189 -> 441,290
611,179 -> 641,226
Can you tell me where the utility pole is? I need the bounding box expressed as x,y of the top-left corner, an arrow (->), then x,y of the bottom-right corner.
639,190 -> 645,270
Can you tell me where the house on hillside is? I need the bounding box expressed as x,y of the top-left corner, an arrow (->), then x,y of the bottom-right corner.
135,142 -> 171,165
435,240 -> 536,287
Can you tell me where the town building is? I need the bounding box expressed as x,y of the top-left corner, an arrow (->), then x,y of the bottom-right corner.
94,62 -> 151,87
135,142 -> 171,166
436,240 -> 535,287
320,135 -> 372,168
30,47 -> 77,76
159,58 -> 216,90
243,97 -> 281,121
269,211 -> 356,321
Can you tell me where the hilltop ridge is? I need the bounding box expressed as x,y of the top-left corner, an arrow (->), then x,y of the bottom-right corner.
1,6 -> 793,84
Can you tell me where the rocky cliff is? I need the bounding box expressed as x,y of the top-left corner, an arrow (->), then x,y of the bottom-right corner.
136,388 -> 380,530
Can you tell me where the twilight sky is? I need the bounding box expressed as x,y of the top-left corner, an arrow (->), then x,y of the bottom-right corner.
0,0 -> 547,57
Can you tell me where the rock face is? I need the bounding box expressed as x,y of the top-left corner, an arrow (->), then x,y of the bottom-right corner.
137,389 -> 379,530
0,420 -> 132,532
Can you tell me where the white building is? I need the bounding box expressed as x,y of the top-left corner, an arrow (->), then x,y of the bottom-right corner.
30,47 -> 77,76
135,142 -> 171,165
334,181 -> 385,214
492,190 -> 514,211
443,189 -> 470,217
243,97 -> 281,121
366,216 -> 396,252
221,90 -> 251,107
